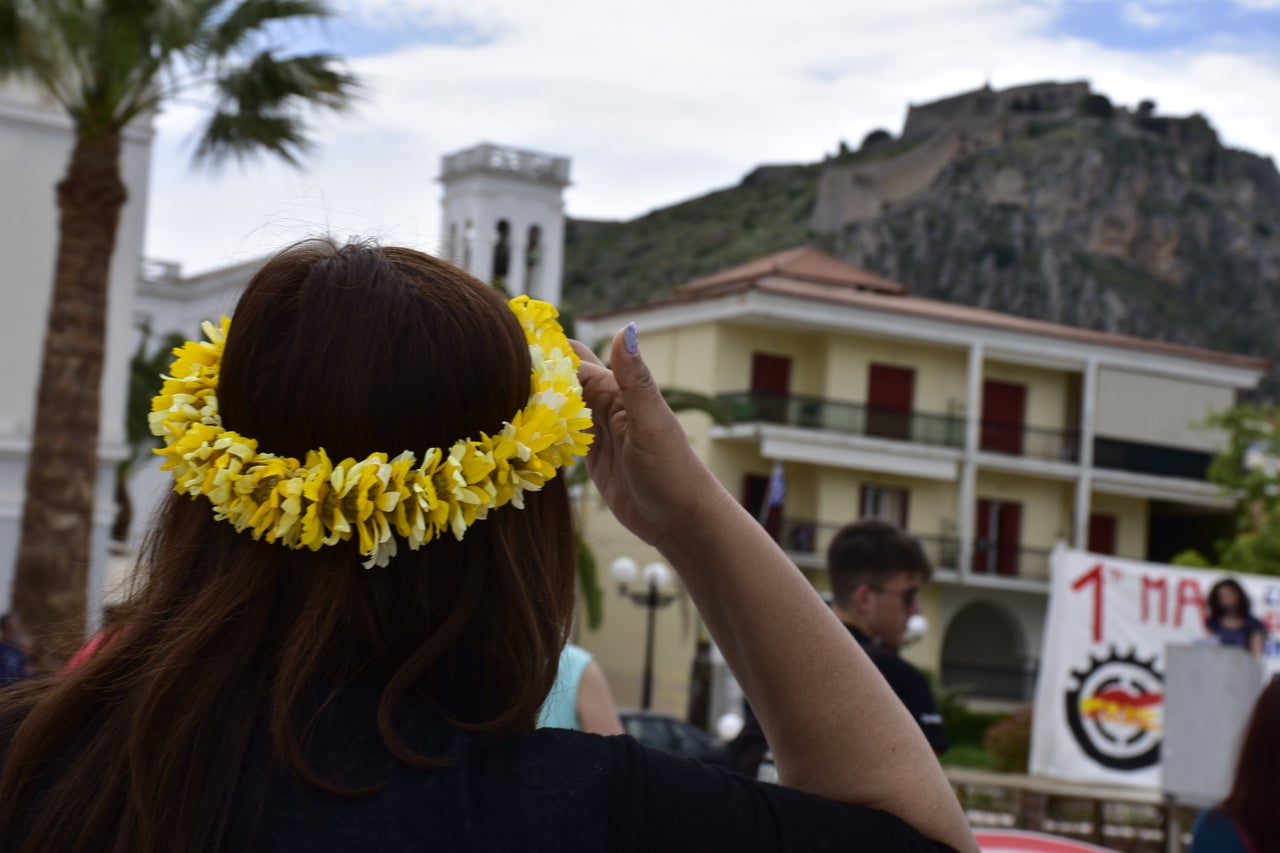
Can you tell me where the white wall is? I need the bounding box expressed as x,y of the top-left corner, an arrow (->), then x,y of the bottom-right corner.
121,260 -> 260,581
0,82 -> 154,617
1094,368 -> 1234,451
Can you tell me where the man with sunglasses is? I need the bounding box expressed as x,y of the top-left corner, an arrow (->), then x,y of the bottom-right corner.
827,519 -> 948,754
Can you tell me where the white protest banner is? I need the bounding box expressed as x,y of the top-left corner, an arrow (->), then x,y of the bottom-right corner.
1029,546 -> 1280,789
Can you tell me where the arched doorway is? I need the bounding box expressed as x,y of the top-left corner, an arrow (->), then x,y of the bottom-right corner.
941,601 -> 1029,701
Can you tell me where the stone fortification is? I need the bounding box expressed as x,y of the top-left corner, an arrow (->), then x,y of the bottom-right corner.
902,81 -> 1091,140
812,81 -> 1093,230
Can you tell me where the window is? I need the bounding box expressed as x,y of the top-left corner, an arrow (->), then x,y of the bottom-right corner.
974,499 -> 1022,575
750,353 -> 791,423
492,219 -> 511,284
1088,513 -> 1117,555
980,380 -> 1026,455
860,485 -> 910,530
866,364 -> 914,440
742,474 -> 782,540
525,225 -> 542,293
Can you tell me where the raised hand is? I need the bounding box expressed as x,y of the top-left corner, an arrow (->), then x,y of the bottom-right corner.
572,324 -> 725,548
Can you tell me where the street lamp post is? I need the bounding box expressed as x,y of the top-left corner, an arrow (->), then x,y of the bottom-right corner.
610,556 -> 679,710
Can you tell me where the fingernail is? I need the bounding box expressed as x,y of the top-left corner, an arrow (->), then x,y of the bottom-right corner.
624,322 -> 639,355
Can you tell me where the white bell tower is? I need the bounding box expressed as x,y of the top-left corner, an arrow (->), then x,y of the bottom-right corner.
439,142 -> 570,306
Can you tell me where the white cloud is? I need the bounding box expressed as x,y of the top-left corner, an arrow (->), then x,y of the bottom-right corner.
1123,2 -> 1174,29
145,0 -> 1280,274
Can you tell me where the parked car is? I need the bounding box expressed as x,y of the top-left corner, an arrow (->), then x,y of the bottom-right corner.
619,710 -> 730,767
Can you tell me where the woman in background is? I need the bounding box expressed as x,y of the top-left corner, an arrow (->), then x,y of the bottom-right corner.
0,241 -> 975,852
1189,677 -> 1280,852
537,643 -> 624,735
1204,578 -> 1266,658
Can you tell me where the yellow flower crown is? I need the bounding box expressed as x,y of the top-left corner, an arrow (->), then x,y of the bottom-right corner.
149,296 -> 593,568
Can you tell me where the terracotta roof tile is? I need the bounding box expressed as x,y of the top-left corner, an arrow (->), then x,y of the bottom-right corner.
584,247 -> 1270,373
678,245 -> 907,296
747,277 -> 1270,371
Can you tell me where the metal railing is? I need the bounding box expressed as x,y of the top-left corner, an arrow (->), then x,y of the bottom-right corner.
719,391 -> 964,448
774,517 -> 961,569
776,517 -> 1051,580
980,419 -> 1081,463
1093,437 -> 1212,481
719,391 -> 1082,463
970,541 -> 1052,580
941,661 -> 1037,702
947,767 -> 1194,853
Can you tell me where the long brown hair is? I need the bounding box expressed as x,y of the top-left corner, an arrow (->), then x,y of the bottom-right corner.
1221,676 -> 1280,850
0,241 -> 577,851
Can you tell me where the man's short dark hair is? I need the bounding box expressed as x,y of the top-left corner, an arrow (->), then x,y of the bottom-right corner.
827,520 -> 933,607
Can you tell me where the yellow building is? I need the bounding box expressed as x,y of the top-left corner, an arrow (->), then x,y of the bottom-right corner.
573,246 -> 1268,720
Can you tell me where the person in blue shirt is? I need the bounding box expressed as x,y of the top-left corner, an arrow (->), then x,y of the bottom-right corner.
0,613 -> 35,687
1204,578 -> 1267,658
537,643 -> 624,734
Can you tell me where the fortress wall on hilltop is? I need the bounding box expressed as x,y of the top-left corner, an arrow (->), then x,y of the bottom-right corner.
903,81 -> 1091,140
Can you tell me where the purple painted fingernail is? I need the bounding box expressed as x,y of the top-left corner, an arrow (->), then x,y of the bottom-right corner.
624,322 -> 639,355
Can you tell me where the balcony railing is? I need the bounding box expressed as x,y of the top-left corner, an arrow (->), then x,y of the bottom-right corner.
940,660 -> 1037,702
1092,436 -> 1212,481
979,419 -> 1080,463
774,517 -> 960,569
970,540 -> 1052,581
720,391 -> 1085,464
776,516 -> 1052,581
719,391 -> 964,449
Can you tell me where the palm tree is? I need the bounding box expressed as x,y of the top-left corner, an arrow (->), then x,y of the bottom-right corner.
0,0 -> 359,666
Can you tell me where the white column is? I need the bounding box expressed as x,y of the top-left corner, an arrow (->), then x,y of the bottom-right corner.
508,231 -> 527,296
1073,358 -> 1099,549
957,342 -> 983,580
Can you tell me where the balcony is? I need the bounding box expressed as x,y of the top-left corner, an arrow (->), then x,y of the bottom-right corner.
775,516 -> 1052,581
719,391 -> 1085,467
980,420 -> 1080,464
970,539 -> 1052,581
720,391 -> 964,449
1093,437 -> 1212,481
774,517 -> 960,570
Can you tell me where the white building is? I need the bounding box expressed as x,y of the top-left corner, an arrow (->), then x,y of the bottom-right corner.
0,82 -> 154,618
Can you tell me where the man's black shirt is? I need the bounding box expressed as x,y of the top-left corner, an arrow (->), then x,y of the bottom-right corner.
846,624 -> 949,754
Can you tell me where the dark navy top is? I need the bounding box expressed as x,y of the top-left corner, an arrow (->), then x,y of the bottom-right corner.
222,680 -> 957,852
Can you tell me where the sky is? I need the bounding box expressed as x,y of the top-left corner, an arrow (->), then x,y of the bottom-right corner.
145,0 -> 1280,275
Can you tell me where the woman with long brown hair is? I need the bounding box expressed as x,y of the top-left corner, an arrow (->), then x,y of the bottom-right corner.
1190,676 -> 1280,852
0,241 -> 975,852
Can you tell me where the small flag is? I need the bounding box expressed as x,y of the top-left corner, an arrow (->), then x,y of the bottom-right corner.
759,460 -> 786,524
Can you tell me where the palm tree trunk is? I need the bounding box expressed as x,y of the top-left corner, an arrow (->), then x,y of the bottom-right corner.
12,131 -> 127,669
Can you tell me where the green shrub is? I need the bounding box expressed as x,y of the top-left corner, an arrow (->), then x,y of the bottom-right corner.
983,707 -> 1032,772
922,669 -> 1006,748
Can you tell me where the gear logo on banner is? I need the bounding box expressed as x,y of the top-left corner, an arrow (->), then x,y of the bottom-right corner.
1064,648 -> 1163,772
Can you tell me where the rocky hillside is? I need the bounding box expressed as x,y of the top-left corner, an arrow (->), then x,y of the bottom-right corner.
562,84 -> 1280,395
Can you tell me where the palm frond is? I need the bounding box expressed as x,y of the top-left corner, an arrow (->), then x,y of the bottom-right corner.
206,0 -> 334,56
216,50 -> 355,112
193,48 -> 357,166
661,388 -> 735,426
194,109 -> 310,165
